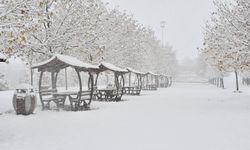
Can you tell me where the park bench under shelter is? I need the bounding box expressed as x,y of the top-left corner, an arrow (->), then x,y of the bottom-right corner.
158,74 -> 170,88
96,62 -> 128,102
32,54 -> 99,111
123,67 -> 144,95
142,72 -> 158,91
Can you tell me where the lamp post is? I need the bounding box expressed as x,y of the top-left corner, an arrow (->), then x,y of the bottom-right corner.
160,21 -> 166,48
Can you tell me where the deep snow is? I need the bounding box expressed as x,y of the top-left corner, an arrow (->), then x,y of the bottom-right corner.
1,83 -> 250,150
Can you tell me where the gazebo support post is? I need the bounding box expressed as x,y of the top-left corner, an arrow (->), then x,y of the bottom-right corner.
142,76 -> 145,89
146,75 -> 149,89
38,71 -> 45,110
76,69 -> 82,110
114,73 -> 118,101
51,72 -> 57,90
129,72 -> 131,87
122,74 -> 125,91
114,73 -> 124,101
136,74 -> 142,91
95,73 -> 99,86
88,75 -> 91,90
88,72 -> 94,105
55,71 -> 59,89
137,74 -> 140,88
30,67 -> 34,86
155,75 -> 157,87
65,68 -> 68,90
114,73 -> 118,88
114,73 -> 118,90
139,75 -> 142,89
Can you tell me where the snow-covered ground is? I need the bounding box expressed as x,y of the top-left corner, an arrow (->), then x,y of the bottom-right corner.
1,83 -> 250,150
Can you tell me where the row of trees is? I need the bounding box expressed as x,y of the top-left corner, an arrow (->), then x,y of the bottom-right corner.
200,0 -> 249,91
0,0 -> 177,84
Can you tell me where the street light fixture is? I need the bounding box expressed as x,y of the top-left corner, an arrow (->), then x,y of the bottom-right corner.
160,21 -> 166,47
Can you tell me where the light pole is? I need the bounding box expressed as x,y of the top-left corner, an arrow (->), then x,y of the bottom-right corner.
160,21 -> 166,48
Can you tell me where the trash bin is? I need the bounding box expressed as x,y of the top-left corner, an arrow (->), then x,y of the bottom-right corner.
13,84 -> 37,115
0,52 -> 7,62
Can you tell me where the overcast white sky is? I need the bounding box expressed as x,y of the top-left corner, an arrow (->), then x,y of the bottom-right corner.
103,0 -> 215,60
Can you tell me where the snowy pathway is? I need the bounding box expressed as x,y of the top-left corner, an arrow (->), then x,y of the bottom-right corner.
1,83 -> 250,150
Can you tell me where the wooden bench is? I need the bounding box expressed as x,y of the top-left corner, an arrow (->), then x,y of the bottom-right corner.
123,87 -> 131,95
142,84 -> 157,91
149,84 -> 157,90
97,90 -> 107,101
39,89 -> 66,110
69,91 -> 92,111
114,88 -> 123,101
97,88 -> 123,102
130,87 -> 141,95
97,89 -> 115,101
123,87 -> 141,95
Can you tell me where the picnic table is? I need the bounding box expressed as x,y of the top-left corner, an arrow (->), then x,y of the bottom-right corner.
97,88 -> 116,101
53,91 -> 91,111
148,84 -> 157,90
32,54 -> 98,111
123,86 -> 141,95
97,87 -> 124,102
143,84 -> 157,91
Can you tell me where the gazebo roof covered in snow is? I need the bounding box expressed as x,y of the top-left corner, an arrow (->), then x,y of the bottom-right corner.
126,67 -> 144,75
146,72 -> 159,76
99,62 -> 128,73
32,54 -> 99,72
0,53 -> 7,62
160,74 -> 169,77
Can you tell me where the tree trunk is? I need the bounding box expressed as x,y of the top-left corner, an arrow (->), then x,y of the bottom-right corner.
235,71 -> 239,92
220,78 -> 224,89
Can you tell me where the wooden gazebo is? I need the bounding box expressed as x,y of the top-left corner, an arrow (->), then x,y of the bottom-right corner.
142,72 -> 158,91
158,74 -> 170,88
95,62 -> 128,101
123,67 -> 144,95
32,54 -> 99,111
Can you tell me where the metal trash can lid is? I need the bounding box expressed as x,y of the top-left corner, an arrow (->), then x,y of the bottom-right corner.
0,53 -> 6,59
0,53 -> 7,62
